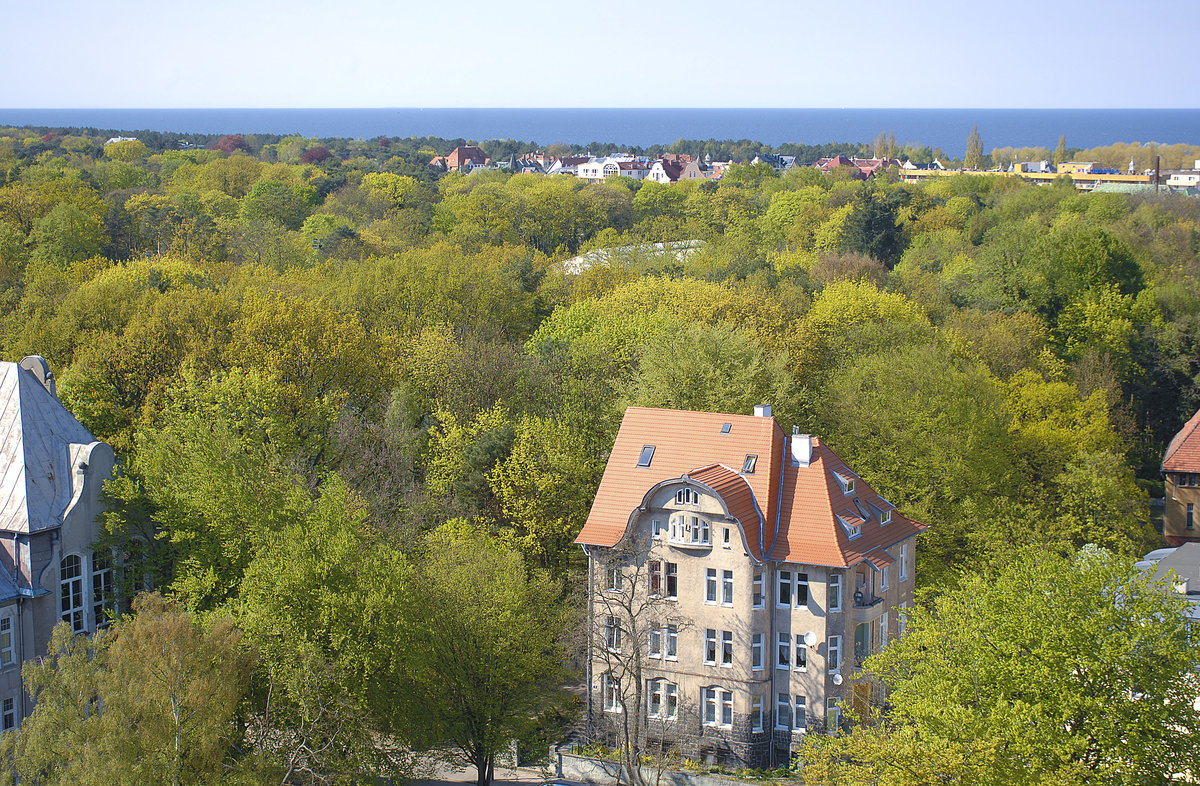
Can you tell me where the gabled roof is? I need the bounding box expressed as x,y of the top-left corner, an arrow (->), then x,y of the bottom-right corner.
577,406 -> 925,567
1164,408 -> 1200,472
0,360 -> 98,533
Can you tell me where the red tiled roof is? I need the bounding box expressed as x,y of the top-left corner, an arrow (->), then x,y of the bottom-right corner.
576,406 -> 926,567
1164,408 -> 1200,472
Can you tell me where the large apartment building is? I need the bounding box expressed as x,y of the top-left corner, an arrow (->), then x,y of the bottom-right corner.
577,405 -> 924,768
1163,407 -> 1200,546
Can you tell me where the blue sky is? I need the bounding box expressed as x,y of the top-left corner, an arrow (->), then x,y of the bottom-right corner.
3,0 -> 1196,108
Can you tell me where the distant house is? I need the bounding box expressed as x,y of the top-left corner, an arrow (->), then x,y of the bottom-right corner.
578,156 -> 652,183
0,357 -> 115,730
647,159 -> 685,184
815,156 -> 867,180
429,145 -> 491,172
1163,408 -> 1200,546
546,156 -> 591,176
751,154 -> 797,172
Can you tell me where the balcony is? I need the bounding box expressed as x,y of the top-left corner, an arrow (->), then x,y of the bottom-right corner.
853,589 -> 883,608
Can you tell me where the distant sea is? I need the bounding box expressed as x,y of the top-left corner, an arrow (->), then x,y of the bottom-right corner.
1,108 -> 1197,155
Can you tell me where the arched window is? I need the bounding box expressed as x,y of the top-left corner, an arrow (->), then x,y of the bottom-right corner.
60,554 -> 85,633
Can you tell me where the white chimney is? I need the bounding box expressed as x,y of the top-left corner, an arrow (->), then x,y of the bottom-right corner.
791,431 -> 812,467
753,404 -> 772,418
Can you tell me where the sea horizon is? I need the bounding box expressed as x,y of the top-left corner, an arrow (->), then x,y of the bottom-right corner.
2,107 -> 1197,155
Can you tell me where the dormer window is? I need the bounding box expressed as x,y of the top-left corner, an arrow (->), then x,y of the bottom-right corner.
676,488 -> 699,505
845,479 -> 855,494
742,455 -> 758,474
637,445 -> 656,467
880,509 -> 892,526
832,469 -> 857,496
836,514 -> 862,540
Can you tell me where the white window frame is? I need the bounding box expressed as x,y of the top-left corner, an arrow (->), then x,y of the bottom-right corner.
702,687 -> 718,726
795,572 -> 809,608
898,601 -> 909,637
752,572 -> 764,608
664,682 -> 678,719
650,560 -> 663,597
721,630 -> 733,667
828,573 -> 842,613
828,635 -> 842,673
795,695 -> 807,731
649,625 -> 662,658
0,614 -> 12,668
652,519 -> 665,539
60,553 -> 86,634
91,552 -> 113,628
603,673 -> 621,713
751,695 -> 764,732
720,690 -> 733,727
704,629 -> 717,665
881,565 -> 890,591
898,543 -> 908,582
666,562 -> 678,599
775,692 -> 791,730
721,570 -> 734,606
666,624 -> 678,660
722,527 -> 731,548
794,635 -> 807,671
648,678 -> 677,720
706,569 -> 718,604
606,564 -> 623,592
881,611 -> 890,646
1,697 -> 12,731
751,633 -> 763,670
777,632 -> 790,670
604,616 -> 622,652
827,697 -> 841,731
777,570 -> 791,607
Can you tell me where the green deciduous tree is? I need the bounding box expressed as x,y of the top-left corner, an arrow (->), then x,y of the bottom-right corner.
0,594 -> 255,786
797,546 -> 1200,785
965,125 -> 984,170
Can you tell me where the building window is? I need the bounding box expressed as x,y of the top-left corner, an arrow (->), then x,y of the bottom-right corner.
652,519 -> 665,539
1,698 -> 12,731
676,488 -> 699,505
881,565 -> 890,591
794,635 -> 807,671
603,674 -> 621,713
751,695 -> 764,732
828,635 -> 842,673
666,624 -> 678,659
881,611 -> 890,646
92,553 -> 112,628
777,570 -> 791,606
796,572 -> 809,607
752,573 -> 763,608
721,630 -> 733,666
666,562 -> 678,599
721,690 -> 733,726
647,679 -> 678,720
742,454 -> 758,474
692,517 -> 710,545
898,544 -> 908,582
776,693 -> 791,729
752,634 -> 763,670
604,616 -> 622,652
606,565 -> 623,592
880,509 -> 892,526
1189,503 -> 1195,531
777,632 -> 790,669
649,625 -> 662,658
637,445 -> 655,467
705,629 -> 717,665
60,554 -> 85,634
650,561 -> 662,596
898,601 -> 909,637
828,573 -> 842,613
795,696 -> 807,731
0,616 -> 12,667
706,569 -> 718,604
826,697 -> 841,732
722,527 -> 731,548
703,688 -> 716,725
722,570 -> 734,605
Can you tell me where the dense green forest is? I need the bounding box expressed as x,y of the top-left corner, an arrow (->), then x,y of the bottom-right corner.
1,125 -> 1198,782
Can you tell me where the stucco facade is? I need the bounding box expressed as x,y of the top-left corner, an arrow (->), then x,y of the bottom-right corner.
578,406 -> 922,768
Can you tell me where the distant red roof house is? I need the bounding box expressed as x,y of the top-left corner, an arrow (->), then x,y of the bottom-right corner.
429,145 -> 490,172
1163,408 -> 1200,545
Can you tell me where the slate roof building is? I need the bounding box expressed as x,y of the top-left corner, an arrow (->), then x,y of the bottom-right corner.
1163,407 -> 1200,546
0,357 -> 114,730
577,405 -> 924,767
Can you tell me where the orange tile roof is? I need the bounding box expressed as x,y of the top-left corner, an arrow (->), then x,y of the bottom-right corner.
577,406 -> 926,567
1164,407 -> 1200,472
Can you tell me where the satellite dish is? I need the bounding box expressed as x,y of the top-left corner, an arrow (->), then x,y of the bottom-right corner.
803,631 -> 817,647
832,673 -> 843,686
